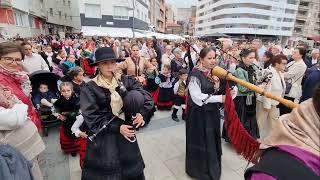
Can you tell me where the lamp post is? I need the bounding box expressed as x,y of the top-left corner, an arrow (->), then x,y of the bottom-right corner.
132,0 -> 136,38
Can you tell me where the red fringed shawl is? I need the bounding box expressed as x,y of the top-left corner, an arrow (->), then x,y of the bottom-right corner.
224,82 -> 260,163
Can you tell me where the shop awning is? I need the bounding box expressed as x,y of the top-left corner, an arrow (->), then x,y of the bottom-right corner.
81,26 -> 185,40
308,36 -> 320,43
81,26 -> 133,37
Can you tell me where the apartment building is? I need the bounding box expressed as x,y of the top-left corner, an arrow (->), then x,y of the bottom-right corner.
195,0 -> 299,40
293,0 -> 320,37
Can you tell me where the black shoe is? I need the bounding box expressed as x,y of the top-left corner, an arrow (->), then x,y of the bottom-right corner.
182,109 -> 186,120
171,114 -> 179,122
71,152 -> 77,157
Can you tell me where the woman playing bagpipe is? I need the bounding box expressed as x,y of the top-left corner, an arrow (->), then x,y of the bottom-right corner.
185,47 -> 237,180
80,47 -> 154,180
211,65 -> 319,180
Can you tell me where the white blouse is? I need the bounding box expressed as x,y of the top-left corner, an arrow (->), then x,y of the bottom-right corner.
188,76 -> 237,106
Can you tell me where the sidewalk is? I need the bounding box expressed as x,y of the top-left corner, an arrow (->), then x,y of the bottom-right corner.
40,110 -> 248,180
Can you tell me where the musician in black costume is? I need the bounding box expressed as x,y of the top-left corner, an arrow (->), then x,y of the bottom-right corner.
80,47 -> 154,180
186,48 -> 237,180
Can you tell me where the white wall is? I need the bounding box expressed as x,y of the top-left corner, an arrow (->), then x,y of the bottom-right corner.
79,0 -> 149,22
44,0 -> 80,29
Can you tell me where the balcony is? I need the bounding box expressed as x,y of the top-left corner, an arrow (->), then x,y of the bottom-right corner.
295,23 -> 305,27
160,0 -> 165,10
296,14 -> 307,20
0,0 -> 12,8
299,5 -> 309,10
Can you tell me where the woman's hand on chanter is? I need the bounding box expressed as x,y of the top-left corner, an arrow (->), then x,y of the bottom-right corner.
120,125 -> 136,141
133,113 -> 145,128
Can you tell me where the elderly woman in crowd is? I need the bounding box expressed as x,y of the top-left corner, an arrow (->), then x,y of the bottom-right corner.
0,42 -> 45,180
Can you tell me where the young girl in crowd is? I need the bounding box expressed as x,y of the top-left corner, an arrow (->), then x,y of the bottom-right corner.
71,114 -> 88,168
172,69 -> 188,122
157,64 -> 175,110
54,82 -> 81,156
61,54 -> 77,75
68,67 -> 85,97
145,58 -> 159,102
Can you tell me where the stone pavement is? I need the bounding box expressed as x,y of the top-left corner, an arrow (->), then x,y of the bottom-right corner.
39,110 -> 248,180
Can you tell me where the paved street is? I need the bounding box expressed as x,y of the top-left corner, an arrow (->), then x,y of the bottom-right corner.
39,110 -> 248,180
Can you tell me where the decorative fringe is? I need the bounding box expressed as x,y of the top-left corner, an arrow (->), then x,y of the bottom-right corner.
224,82 -> 260,163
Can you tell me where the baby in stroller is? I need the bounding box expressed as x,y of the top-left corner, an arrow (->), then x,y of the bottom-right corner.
30,70 -> 61,136
32,83 -> 58,111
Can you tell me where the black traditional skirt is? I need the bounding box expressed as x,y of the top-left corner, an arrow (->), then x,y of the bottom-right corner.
157,87 -> 174,109
233,96 -> 259,138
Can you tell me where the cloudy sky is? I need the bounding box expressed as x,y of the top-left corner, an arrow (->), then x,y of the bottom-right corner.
167,0 -> 197,8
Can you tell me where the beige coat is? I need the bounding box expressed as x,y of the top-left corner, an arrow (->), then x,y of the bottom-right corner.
117,57 -> 154,76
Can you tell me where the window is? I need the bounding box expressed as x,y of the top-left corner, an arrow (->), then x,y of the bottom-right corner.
137,9 -> 140,19
49,8 -> 53,16
70,16 -> 72,20
63,0 -> 66,5
65,13 -> 67,19
29,16 -> 35,28
281,27 -> 291,31
14,11 -> 28,27
68,0 -> 71,7
283,18 -> 293,22
114,6 -> 129,20
85,4 -> 101,18
58,11 -> 62,18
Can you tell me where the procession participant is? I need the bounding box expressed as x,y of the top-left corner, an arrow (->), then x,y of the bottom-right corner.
157,64 -> 175,110
80,47 -> 151,180
186,48 -> 237,180
233,49 -> 259,138
54,82 -> 81,156
171,68 -> 188,122
117,44 -> 154,84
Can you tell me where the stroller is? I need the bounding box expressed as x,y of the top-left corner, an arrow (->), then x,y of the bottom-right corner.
30,70 -> 61,136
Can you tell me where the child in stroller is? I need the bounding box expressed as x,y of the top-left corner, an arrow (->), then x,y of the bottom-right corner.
32,83 -> 58,111
30,70 -> 61,136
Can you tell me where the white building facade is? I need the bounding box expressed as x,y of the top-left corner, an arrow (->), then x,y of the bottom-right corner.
79,0 -> 150,36
0,0 -> 47,38
44,0 -> 81,34
195,0 -> 299,39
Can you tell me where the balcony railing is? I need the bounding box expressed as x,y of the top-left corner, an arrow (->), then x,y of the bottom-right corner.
295,23 -> 305,27
296,14 -> 307,20
0,0 -> 12,7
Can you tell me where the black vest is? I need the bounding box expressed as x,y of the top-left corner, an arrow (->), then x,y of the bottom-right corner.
245,148 -> 319,180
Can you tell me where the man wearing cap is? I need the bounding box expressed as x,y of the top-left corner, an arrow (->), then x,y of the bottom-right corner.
80,47 -> 154,180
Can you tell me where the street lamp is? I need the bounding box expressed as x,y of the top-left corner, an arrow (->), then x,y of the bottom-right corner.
127,0 -> 136,38
132,0 -> 136,38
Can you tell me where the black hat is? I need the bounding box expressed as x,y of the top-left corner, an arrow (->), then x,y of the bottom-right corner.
90,47 -> 124,65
